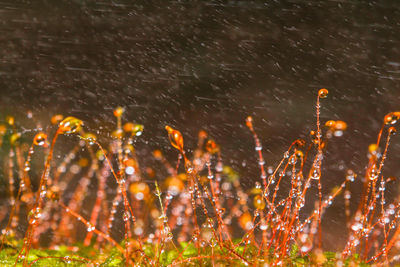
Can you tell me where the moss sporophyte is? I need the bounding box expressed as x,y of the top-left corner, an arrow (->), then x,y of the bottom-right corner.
0,90 -> 399,266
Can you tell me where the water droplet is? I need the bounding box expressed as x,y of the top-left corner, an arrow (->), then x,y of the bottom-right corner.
132,124 -> 144,136
86,223 -> 95,232
28,207 -> 42,225
259,222 -> 268,230
388,126 -> 397,135
311,166 -> 321,180
40,190 -> 47,198
346,169 -> 356,182
123,211 -> 131,222
368,165 -> 378,180
185,161 -> 194,174
24,164 -> 31,172
82,132 -> 96,145
124,123 -> 144,136
64,256 -> 72,264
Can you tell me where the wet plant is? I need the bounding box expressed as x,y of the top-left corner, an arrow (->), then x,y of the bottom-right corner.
0,90 -> 399,266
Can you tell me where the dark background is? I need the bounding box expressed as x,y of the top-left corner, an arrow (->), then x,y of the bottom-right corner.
0,0 -> 399,250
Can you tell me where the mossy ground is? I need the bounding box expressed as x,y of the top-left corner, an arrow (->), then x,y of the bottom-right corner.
1,237 -> 370,266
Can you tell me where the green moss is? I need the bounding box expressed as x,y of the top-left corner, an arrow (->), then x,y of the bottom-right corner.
0,237 -> 372,267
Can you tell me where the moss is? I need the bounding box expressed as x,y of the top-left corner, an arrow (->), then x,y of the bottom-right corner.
0,236 -> 372,266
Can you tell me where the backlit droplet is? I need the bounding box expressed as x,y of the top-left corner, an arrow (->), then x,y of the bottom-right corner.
132,124 -> 144,136
346,169 -> 356,182
260,222 -> 268,231
185,161 -> 194,174
64,256 -> 72,264
124,122 -> 144,136
28,207 -> 42,225
59,116 -> 83,134
33,133 -> 47,146
165,125 -> 184,152
311,166 -> 321,180
388,126 -> 397,135
318,88 -> 328,98
86,222 -> 95,232
24,164 -> 31,172
123,211 -> 131,222
82,132 -> 96,145
369,164 -> 378,181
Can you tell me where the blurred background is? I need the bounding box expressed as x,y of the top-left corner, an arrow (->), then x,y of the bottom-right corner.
0,0 -> 399,250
